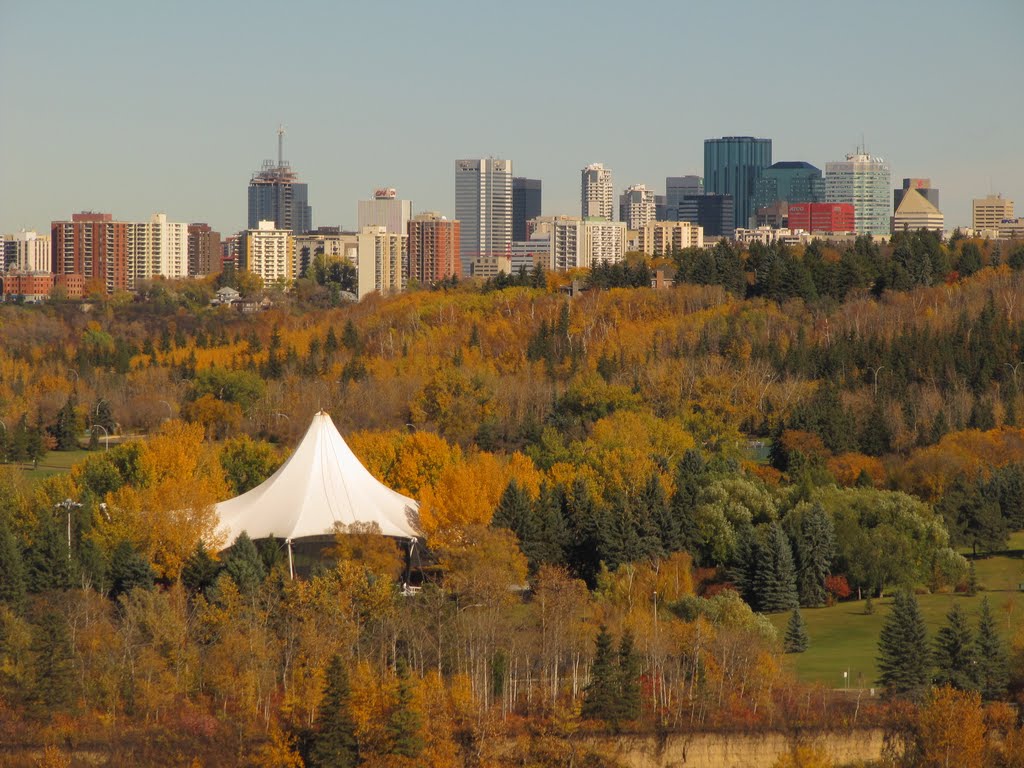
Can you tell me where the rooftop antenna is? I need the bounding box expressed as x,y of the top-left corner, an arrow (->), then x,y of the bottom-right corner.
277,124 -> 286,167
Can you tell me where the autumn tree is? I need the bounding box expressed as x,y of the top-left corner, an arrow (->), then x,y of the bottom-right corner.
386,659 -> 424,760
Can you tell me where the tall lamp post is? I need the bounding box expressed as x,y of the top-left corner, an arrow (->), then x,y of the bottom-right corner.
90,424 -> 109,451
55,498 -> 83,559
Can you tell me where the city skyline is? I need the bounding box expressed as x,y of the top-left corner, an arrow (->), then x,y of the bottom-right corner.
2,0 -> 1022,235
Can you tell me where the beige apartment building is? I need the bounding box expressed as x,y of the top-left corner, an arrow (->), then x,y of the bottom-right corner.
973,194 -> 1015,232
241,220 -> 293,284
638,220 -> 704,256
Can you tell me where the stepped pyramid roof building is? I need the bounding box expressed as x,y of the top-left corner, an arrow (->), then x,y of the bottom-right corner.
892,188 -> 944,235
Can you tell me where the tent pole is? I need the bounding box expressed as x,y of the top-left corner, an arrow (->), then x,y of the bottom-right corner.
287,539 -> 294,580
404,538 -> 414,590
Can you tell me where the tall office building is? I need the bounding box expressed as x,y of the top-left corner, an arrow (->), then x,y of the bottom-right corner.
704,136 -> 772,230
128,213 -> 188,286
894,178 -> 939,212
512,177 -> 542,242
619,184 -> 658,230
188,224 -> 222,276
51,212 -> 130,294
973,194 -> 1014,232
247,127 -> 313,235
408,212 -> 461,284
581,163 -> 614,221
752,161 -> 825,212
4,230 -> 51,272
666,176 -> 704,212
455,158 -> 513,276
788,203 -> 855,233
825,150 -> 892,236
678,194 -> 735,239
357,188 -> 413,235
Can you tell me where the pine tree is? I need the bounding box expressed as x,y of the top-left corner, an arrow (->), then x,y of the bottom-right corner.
491,479 -> 533,538
0,517 -> 27,611
310,655 -> 358,768
182,541 -> 221,596
974,597 -> 1009,699
24,514 -> 72,593
51,396 -> 81,451
877,590 -> 930,699
31,612 -> 74,710
108,540 -> 155,599
224,531 -> 266,594
387,658 -> 424,759
641,472 -> 677,555
796,504 -> 835,608
564,479 -> 606,587
670,451 -> 706,561
582,625 -> 618,724
753,522 -> 799,613
932,602 -> 976,690
784,608 -> 809,653
527,482 -> 569,570
617,630 -> 641,722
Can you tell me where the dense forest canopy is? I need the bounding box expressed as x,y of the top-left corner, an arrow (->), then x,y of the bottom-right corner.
3,234 -> 1024,766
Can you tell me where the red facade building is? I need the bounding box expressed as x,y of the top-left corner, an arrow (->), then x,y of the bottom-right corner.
51,212 -> 129,293
788,203 -> 855,233
408,213 -> 461,284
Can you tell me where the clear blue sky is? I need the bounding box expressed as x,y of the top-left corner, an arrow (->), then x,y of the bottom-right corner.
2,0 -> 1021,235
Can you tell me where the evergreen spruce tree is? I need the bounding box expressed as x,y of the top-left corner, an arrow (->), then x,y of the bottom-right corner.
182,541 -> 221,596
224,531 -> 266,594
877,590 -> 930,699
310,654 -> 358,768
582,625 -> 618,724
796,504 -> 835,608
967,561 -> 978,597
670,450 -> 706,561
24,514 -> 72,593
108,540 -> 155,599
641,472 -> 676,555
0,517 -> 27,611
31,612 -> 74,710
51,396 -> 81,451
617,630 -> 641,722
753,522 -> 799,613
386,658 -> 424,759
975,597 -> 1009,699
932,602 -> 976,690
784,608 -> 809,653
527,482 -> 569,570
491,479 -> 533,538
564,478 -> 606,586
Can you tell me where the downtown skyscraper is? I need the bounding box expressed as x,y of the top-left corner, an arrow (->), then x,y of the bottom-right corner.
581,163 -> 613,221
455,158 -> 512,276
704,136 -> 772,230
825,150 -> 891,236
247,127 -> 313,235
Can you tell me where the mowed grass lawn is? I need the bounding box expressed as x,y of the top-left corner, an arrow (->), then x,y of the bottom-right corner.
17,449 -> 93,482
770,531 -> 1024,687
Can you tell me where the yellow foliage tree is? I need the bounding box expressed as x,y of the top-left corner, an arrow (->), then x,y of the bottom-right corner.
97,421 -> 228,580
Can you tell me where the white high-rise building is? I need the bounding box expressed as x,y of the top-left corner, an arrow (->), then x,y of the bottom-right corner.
455,158 -> 513,276
357,188 -> 413,235
584,219 -> 626,266
5,230 -> 51,272
582,163 -> 613,221
529,216 -> 585,271
619,184 -> 658,230
128,213 -> 188,286
825,151 -> 892,236
241,220 -> 293,284
356,225 -> 406,300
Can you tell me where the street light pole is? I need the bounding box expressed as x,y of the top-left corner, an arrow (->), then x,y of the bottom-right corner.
55,498 -> 83,559
90,424 -> 109,451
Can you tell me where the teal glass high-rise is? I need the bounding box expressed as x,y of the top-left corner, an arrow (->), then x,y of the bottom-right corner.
704,136 -> 772,231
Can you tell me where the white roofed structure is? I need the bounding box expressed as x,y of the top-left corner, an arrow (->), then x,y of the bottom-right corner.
215,411 -> 420,554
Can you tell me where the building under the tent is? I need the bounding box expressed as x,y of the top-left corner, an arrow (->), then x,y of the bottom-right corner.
215,410 -> 420,577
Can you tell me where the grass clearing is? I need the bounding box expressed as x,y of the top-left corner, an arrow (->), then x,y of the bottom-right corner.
13,449 -> 93,482
771,546 -> 1024,687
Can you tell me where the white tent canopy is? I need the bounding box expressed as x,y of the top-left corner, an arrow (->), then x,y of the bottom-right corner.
215,411 -> 420,547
